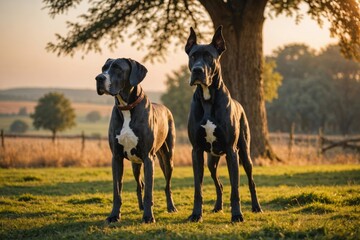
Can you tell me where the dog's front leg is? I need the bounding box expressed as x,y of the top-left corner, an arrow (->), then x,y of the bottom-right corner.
225,148 -> 244,222
107,156 -> 124,223
142,155 -> 155,223
188,148 -> 204,222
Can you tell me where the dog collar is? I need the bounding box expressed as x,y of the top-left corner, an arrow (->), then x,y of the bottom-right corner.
116,90 -> 145,111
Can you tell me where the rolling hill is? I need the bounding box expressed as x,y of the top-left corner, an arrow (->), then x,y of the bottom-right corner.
0,87 -> 162,104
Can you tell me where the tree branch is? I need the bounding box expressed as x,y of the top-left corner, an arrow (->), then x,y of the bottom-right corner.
44,0 -> 210,62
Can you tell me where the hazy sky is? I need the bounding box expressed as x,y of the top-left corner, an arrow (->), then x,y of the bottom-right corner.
0,0 -> 336,92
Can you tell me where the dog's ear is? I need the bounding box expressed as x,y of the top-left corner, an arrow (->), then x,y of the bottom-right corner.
127,59 -> 148,86
185,27 -> 197,54
211,25 -> 226,55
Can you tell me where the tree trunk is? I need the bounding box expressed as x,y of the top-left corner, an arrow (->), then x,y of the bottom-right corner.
201,0 -> 281,162
52,130 -> 56,143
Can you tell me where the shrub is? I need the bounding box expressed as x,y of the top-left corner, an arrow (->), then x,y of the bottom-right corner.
10,120 -> 29,133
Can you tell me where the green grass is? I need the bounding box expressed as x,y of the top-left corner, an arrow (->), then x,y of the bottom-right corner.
0,165 -> 359,239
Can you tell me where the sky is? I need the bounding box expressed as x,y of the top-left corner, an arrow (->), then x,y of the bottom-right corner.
0,0 -> 336,92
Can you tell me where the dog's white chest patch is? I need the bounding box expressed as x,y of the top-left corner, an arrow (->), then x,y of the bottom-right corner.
116,111 -> 142,164
201,120 -> 217,153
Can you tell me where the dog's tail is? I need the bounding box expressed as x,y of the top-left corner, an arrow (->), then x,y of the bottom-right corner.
165,109 -> 176,163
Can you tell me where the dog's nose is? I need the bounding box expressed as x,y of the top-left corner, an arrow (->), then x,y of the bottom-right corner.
95,74 -> 105,82
192,67 -> 204,75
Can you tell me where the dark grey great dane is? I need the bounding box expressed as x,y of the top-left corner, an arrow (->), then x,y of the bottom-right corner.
185,26 -> 263,222
95,58 -> 177,223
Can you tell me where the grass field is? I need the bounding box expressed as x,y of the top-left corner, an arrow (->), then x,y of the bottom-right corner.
0,165 -> 359,239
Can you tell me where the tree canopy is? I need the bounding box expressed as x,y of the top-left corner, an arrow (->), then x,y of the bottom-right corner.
262,59 -> 283,102
43,0 -> 360,61
86,110 -> 102,123
31,92 -> 76,140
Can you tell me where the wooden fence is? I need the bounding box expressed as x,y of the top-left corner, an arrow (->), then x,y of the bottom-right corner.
1,128 -> 359,157
283,126 -> 360,159
0,129 -> 107,152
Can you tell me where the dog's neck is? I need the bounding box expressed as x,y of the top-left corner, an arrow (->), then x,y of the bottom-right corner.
115,86 -> 144,111
197,70 -> 223,104
197,69 -> 228,118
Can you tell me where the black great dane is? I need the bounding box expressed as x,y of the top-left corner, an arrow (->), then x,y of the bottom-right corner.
95,58 -> 177,223
185,26 -> 263,222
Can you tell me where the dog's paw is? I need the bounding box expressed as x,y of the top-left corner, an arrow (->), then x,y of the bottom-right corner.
252,205 -> 263,213
212,202 -> 223,213
106,215 -> 120,223
188,214 -> 203,222
231,214 -> 244,223
142,216 -> 156,223
211,207 -> 223,213
168,205 -> 178,213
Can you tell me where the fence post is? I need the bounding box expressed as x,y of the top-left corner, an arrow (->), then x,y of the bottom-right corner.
317,127 -> 323,157
98,137 -> 101,148
81,131 -> 85,153
288,123 -> 295,160
1,129 -> 4,149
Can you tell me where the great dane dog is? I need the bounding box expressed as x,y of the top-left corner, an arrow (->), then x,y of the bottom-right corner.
95,58 -> 177,223
185,26 -> 262,222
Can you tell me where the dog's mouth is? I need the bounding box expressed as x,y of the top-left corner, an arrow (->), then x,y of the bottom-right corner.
190,67 -> 208,86
190,75 -> 211,87
96,81 -> 118,96
97,89 -> 105,95
190,75 -> 206,86
96,80 -> 105,95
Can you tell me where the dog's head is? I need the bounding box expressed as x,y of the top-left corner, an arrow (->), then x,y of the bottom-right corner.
95,58 -> 147,96
185,26 -> 226,87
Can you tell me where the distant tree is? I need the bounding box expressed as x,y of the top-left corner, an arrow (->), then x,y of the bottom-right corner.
267,43 -> 360,134
317,45 -> 360,135
44,0 -> 360,161
10,120 -> 29,133
18,107 -> 28,116
263,59 -> 283,103
161,65 -> 193,129
31,92 -> 76,141
86,110 -> 101,123
267,44 -> 319,132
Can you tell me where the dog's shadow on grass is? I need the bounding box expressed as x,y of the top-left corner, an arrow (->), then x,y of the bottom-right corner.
2,215 -> 328,239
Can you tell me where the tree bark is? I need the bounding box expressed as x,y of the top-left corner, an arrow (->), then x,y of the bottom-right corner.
201,0 -> 281,162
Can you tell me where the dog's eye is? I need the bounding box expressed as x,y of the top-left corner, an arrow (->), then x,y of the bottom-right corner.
190,55 -> 195,61
204,53 -> 213,63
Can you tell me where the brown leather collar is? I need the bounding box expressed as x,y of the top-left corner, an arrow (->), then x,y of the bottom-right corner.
116,90 -> 145,111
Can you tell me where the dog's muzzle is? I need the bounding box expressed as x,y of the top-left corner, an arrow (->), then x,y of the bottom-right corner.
190,67 -> 207,86
95,74 -> 107,95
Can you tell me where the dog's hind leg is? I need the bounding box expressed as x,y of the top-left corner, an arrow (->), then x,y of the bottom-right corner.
157,121 -> 177,213
238,113 -> 263,213
207,154 -> 223,212
132,162 -> 144,210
